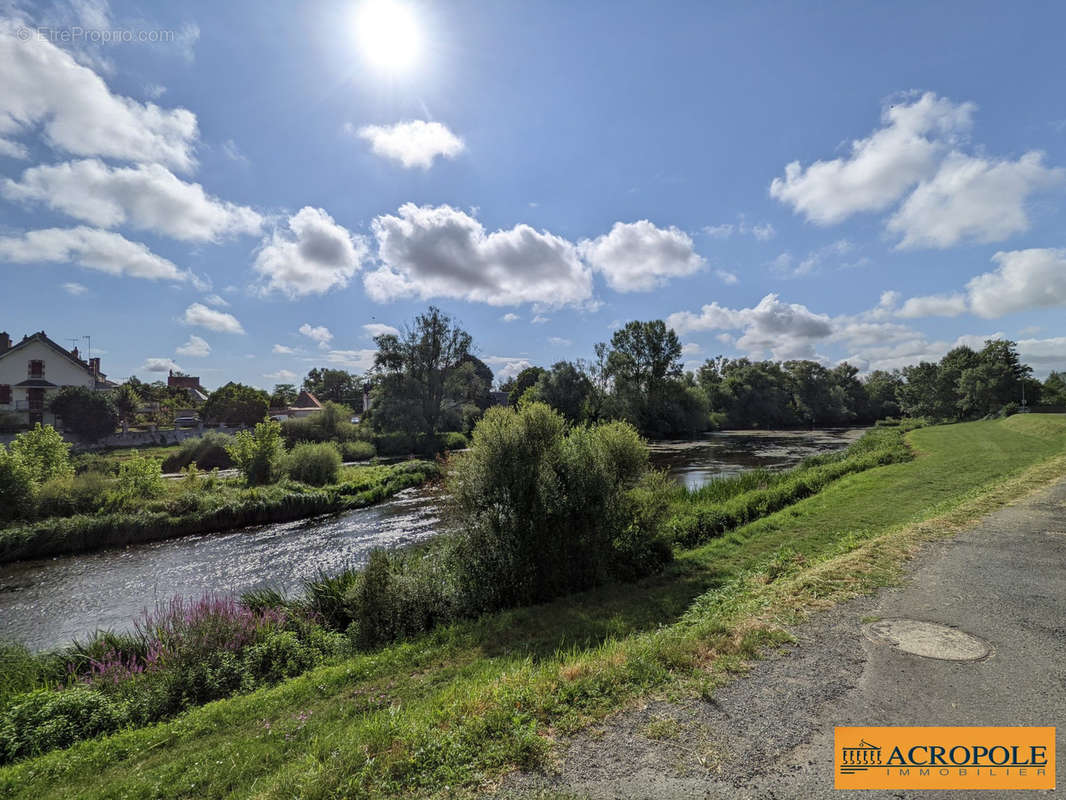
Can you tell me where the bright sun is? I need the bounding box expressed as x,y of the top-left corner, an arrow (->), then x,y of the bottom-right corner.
356,0 -> 421,73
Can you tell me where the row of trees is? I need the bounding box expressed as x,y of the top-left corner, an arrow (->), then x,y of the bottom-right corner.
498,323 -> 1051,435
49,306 -> 1058,445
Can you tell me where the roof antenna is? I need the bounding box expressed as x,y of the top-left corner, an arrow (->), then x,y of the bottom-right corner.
67,337 -> 80,354
83,335 -> 91,361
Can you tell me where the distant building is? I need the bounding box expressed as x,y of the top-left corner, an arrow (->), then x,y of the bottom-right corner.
167,370 -> 209,403
0,331 -> 116,427
269,390 -> 323,421
489,390 -> 510,407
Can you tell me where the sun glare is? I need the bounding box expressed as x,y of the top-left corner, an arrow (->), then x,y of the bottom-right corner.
356,0 -> 421,73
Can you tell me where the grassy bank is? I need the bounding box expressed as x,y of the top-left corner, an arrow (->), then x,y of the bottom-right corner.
0,460 -> 438,564
3,415 -> 1064,798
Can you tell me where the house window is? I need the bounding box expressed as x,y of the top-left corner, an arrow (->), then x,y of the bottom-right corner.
29,360 -> 44,378
0,385 -> 10,404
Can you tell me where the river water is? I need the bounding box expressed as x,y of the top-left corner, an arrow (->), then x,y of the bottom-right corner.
0,428 -> 862,651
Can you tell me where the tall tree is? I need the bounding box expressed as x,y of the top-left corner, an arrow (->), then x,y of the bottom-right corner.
535,361 -> 593,423
603,320 -> 684,433
49,386 -> 119,442
201,383 -> 270,427
372,306 -> 474,435
302,368 -> 362,407
269,383 -> 298,407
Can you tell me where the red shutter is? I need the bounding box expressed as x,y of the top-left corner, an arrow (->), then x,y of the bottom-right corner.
29,360 -> 44,378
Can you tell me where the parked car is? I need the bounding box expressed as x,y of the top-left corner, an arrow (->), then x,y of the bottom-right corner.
174,416 -> 200,428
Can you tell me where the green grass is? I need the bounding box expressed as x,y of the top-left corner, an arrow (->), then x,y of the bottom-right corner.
3,416 -> 1065,799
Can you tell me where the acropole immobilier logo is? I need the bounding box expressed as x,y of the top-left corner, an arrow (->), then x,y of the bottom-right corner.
835,726 -> 1055,790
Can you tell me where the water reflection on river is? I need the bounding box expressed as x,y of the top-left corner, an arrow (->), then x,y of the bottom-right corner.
649,428 -> 866,490
0,487 -> 446,652
0,428 -> 862,651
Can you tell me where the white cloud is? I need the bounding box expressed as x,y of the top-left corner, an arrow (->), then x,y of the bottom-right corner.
365,203 -> 593,307
298,323 -> 333,349
176,334 -> 210,357
893,248 -> 1066,320
531,315 -> 551,324
0,226 -> 187,281
580,220 -> 705,292
1017,336 -> 1066,370
362,322 -> 400,338
548,336 -> 572,347
2,159 -> 263,241
253,207 -> 367,297
61,281 -> 87,295
703,223 -> 735,238
356,120 -> 465,169
681,342 -> 702,356
141,357 -> 182,373
715,269 -> 739,285
702,219 -> 775,240
667,293 -> 834,360
500,313 -> 520,323
770,92 -> 973,225
203,293 -> 229,308
323,349 -> 376,371
483,356 -> 534,385
967,248 -> 1066,318
887,151 -> 1064,249
264,369 -> 298,381
182,302 -> 245,334
0,19 -> 198,170
272,344 -> 297,355
897,293 -> 968,318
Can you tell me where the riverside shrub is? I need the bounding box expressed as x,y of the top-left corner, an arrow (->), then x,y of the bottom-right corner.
284,442 -> 341,486
448,402 -> 672,612
0,449 -> 33,522
160,433 -> 235,472
8,424 -> 72,485
226,421 -> 285,485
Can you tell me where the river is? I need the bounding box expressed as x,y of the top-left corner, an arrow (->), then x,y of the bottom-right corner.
0,428 -> 863,651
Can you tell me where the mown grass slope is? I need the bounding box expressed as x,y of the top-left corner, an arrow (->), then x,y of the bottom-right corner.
4,415 -> 1064,799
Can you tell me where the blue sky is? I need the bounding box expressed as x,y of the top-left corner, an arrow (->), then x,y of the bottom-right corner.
2,0 -> 1065,389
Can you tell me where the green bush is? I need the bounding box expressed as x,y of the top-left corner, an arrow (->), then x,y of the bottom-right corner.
33,472 -> 110,519
0,688 -> 127,763
0,449 -> 34,523
438,431 -> 468,451
241,630 -> 315,684
160,433 -> 235,473
338,440 -> 375,461
448,402 -> 668,612
110,452 -> 165,503
226,421 -> 285,485
72,454 -> 119,476
284,442 -> 341,486
343,550 -> 454,649
374,431 -> 419,456
8,424 -> 72,484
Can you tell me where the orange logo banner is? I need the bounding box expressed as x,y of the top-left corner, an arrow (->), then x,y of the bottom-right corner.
835,726 -> 1055,790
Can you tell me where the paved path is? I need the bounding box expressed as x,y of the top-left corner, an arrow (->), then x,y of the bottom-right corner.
499,478 -> 1066,799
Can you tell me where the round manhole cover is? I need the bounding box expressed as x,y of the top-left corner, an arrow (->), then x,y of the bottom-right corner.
863,619 -> 991,661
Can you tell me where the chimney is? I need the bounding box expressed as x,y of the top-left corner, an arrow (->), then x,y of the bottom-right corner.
89,357 -> 101,377
71,346 -> 80,361
0,332 -> 9,355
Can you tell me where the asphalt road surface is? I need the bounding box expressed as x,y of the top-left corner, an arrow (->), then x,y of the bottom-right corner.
499,478 -> 1066,799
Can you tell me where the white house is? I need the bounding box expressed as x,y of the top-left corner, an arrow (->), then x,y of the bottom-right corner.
0,331 -> 117,427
